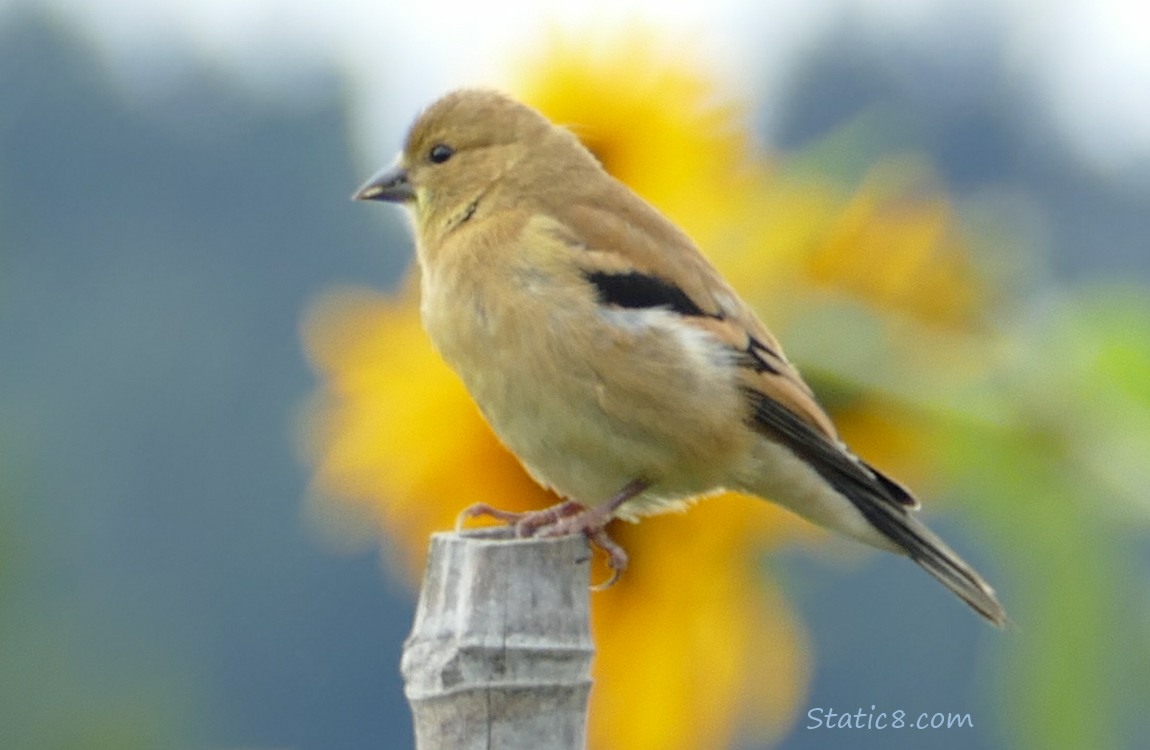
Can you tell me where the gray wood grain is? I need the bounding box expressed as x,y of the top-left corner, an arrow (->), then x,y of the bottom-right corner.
402,528 -> 594,749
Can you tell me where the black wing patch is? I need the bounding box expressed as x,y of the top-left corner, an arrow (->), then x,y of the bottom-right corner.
585,271 -> 789,375
740,386 -> 915,509
584,270 -> 711,318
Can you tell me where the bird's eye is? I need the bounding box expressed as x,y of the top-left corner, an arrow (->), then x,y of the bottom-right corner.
428,144 -> 454,164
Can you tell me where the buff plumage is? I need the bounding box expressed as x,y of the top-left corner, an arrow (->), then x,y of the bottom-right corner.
355,88 -> 1007,626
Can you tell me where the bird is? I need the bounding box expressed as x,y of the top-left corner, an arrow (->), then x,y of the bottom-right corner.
353,88 -> 1007,626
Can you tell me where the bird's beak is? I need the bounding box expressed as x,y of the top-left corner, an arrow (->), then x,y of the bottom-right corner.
353,163 -> 415,203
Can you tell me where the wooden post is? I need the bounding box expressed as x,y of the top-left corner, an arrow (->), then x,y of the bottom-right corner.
401,528 -> 594,749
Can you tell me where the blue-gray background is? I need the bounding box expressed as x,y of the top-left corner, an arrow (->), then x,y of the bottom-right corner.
1,8 -> 1147,750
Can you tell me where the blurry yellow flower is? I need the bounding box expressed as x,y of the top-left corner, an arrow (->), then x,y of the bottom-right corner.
514,32 -> 753,243
806,157 -> 983,328
302,29 -> 993,750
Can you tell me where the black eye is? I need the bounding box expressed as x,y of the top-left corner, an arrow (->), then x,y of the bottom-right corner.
428,144 -> 454,164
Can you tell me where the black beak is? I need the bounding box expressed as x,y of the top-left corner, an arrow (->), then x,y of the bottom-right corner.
353,163 -> 415,202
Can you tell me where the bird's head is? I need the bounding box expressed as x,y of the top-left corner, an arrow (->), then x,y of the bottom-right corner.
354,88 -> 600,243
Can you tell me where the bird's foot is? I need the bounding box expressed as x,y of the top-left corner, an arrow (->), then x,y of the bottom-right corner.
456,479 -> 649,589
455,499 -> 586,536
535,504 -> 630,590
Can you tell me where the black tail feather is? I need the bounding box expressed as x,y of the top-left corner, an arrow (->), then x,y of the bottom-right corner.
741,387 -> 1008,626
852,492 -> 1009,627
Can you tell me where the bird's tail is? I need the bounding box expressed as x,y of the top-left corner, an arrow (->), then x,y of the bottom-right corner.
857,494 -> 1009,627
738,387 -> 1007,625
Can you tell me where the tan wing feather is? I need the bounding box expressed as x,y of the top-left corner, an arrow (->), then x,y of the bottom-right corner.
547,180 -> 840,443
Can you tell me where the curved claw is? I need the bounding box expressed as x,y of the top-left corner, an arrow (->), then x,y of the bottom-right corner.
455,502 -> 527,532
587,527 -> 629,591
590,569 -> 622,591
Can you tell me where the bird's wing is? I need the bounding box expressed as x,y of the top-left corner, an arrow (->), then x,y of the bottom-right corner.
546,187 -> 920,512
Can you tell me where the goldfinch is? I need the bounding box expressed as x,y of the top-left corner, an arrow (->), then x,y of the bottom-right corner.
354,88 -> 1007,626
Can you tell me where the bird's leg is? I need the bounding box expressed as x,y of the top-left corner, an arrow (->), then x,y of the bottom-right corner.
455,499 -> 585,536
536,478 -> 650,589
457,479 -> 648,587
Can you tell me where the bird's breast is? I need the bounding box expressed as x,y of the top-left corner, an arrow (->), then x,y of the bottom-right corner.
418,239 -> 752,509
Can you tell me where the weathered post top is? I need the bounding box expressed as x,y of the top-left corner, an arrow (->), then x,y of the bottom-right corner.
401,528 -> 594,749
